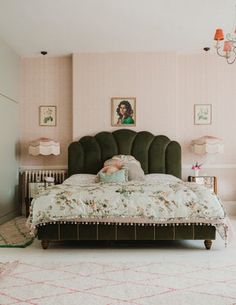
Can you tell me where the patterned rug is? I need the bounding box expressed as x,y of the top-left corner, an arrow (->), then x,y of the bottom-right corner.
1,260 -> 236,304
0,217 -> 33,247
0,261 -> 18,277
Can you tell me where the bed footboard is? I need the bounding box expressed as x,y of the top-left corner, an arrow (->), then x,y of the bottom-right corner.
37,223 -> 216,249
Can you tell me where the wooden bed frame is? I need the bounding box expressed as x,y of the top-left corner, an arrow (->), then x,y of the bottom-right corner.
37,129 -> 215,250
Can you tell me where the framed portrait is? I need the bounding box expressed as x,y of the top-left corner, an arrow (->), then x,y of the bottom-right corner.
111,97 -> 136,127
39,106 -> 57,126
194,104 -> 212,125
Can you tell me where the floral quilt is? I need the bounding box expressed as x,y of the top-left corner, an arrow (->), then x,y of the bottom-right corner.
28,180 -> 227,239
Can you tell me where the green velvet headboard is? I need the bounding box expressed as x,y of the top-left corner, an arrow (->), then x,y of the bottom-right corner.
68,129 -> 181,178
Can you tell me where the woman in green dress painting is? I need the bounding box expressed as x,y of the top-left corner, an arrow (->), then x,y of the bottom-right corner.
116,100 -> 135,125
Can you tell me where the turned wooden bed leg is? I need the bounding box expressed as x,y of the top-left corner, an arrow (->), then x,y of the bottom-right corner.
204,240 -> 212,250
41,240 -> 49,249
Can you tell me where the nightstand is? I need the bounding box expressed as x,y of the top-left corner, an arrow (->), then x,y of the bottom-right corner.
188,176 -> 217,194
19,170 -> 66,217
26,182 -> 54,217
24,182 -> 45,217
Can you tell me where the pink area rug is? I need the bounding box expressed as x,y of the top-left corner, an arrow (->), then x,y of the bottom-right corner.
0,261 -> 18,277
1,261 -> 236,305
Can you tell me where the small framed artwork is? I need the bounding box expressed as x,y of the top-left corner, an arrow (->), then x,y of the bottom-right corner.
39,106 -> 57,126
194,104 -> 212,125
111,97 -> 136,126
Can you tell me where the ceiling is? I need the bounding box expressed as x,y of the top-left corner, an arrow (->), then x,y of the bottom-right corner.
0,0 -> 235,57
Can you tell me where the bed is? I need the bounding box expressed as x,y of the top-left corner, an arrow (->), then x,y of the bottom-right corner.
27,129 -> 227,250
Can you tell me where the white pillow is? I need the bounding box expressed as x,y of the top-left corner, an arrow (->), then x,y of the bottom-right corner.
145,174 -> 180,183
63,174 -> 98,185
106,155 -> 145,181
110,155 -> 137,164
123,162 -> 145,181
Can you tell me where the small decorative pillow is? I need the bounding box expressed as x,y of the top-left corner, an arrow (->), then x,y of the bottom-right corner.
104,159 -> 122,169
98,169 -> 128,183
101,165 -> 120,174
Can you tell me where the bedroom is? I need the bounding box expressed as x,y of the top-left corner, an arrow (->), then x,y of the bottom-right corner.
1,0 -> 236,304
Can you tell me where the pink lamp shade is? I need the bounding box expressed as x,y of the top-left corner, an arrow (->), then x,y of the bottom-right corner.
214,28 -> 224,41
223,41 -> 232,52
29,137 -> 60,156
191,136 -> 224,155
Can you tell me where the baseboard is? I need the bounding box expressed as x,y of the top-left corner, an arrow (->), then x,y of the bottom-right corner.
0,209 -> 19,225
223,201 -> 236,216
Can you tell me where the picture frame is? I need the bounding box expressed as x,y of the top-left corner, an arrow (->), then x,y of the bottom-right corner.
111,97 -> 136,127
194,104 -> 212,125
39,106 -> 57,126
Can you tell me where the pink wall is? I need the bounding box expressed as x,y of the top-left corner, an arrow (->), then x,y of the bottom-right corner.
73,53 -> 177,139
177,54 -> 236,165
20,52 -> 236,200
73,52 -> 236,200
177,54 -> 236,200
20,56 -> 72,167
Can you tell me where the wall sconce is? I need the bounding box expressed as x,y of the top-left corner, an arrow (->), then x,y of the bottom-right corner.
190,136 -> 224,175
28,137 -> 60,156
191,136 -> 224,155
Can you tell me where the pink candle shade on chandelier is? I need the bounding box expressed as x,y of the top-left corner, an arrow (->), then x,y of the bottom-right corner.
223,41 -> 233,52
214,28 -> 224,41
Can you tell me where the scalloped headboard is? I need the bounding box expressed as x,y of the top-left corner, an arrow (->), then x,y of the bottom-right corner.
68,129 -> 181,178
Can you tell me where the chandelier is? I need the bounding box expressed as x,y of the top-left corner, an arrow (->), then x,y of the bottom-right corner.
214,5 -> 236,64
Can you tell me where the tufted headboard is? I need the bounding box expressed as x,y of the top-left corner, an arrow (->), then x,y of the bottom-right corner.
68,129 -> 181,178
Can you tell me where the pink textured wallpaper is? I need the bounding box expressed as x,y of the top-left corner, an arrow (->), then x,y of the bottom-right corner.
177,54 -> 236,165
20,52 -> 236,200
72,52 -> 236,200
73,52 -> 236,165
20,56 -> 72,167
73,53 -> 177,139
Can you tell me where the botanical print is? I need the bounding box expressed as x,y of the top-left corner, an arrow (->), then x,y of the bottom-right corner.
111,97 -> 136,126
28,180 -> 227,239
194,104 -> 212,125
39,106 -> 56,126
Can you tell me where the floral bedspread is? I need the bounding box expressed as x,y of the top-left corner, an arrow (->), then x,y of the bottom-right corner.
28,180 -> 227,239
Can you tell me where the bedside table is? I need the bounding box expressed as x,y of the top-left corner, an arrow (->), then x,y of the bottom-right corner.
26,182 -> 55,217
188,176 -> 217,194
25,182 -> 45,217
